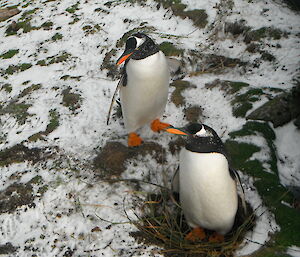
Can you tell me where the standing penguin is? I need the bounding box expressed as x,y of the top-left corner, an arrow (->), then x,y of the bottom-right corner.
165,123 -> 245,242
107,32 -> 170,147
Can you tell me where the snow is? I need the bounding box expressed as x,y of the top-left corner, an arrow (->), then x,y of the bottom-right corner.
275,122 -> 300,189
0,0 -> 299,256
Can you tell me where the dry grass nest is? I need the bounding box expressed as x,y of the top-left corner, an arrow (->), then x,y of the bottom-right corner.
128,188 -> 256,257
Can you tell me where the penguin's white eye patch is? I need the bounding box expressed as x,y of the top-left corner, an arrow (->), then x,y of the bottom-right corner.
134,36 -> 146,48
195,126 -> 206,136
195,126 -> 212,137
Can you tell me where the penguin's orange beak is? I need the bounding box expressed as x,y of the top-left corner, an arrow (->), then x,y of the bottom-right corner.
164,127 -> 188,136
117,52 -> 133,65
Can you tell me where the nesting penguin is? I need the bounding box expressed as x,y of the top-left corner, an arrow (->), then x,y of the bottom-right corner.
107,32 -> 170,147
165,123 -> 245,241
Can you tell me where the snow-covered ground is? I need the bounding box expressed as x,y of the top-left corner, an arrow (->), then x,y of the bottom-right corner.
0,0 -> 299,256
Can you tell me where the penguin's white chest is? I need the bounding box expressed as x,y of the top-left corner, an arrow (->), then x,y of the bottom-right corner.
179,149 -> 238,235
120,51 -> 170,132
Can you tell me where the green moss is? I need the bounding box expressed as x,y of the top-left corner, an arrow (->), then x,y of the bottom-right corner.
4,63 -> 32,75
20,63 -> 32,71
229,121 -> 275,140
37,60 -> 46,66
41,21 -> 53,29
30,175 -> 43,184
1,84 -> 12,93
226,123 -> 300,252
0,102 -> 32,125
82,24 -> 101,35
0,49 -> 19,59
244,27 -> 287,43
5,20 -> 39,36
60,75 -> 81,81
261,51 -> 276,62
19,84 -> 42,98
230,121 -> 278,173
45,109 -> 60,134
159,42 -> 183,56
28,109 -> 60,142
170,80 -> 196,107
37,185 -> 48,195
82,25 -> 92,31
51,32 -> 63,41
232,102 -> 253,117
228,81 -> 249,93
62,88 -> 81,111
22,80 -> 30,85
184,9 -> 208,28
225,140 -> 261,166
49,53 -> 70,64
37,52 -> 71,66
66,3 -> 79,13
20,8 -> 39,21
22,2 -> 31,8
154,0 -> 207,28
231,88 -> 263,117
69,16 -> 80,25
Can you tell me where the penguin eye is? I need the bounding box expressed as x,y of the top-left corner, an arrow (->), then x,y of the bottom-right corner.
126,37 -> 137,50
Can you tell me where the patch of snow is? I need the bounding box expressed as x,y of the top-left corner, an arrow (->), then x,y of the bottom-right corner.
275,122 -> 300,188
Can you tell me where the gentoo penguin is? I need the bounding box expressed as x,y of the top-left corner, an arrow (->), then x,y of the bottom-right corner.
165,123 -> 245,242
108,32 -> 170,147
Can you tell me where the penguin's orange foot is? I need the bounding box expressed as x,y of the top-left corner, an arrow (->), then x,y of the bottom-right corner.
185,227 -> 206,242
208,232 -> 224,243
128,132 -> 142,147
151,119 -> 170,133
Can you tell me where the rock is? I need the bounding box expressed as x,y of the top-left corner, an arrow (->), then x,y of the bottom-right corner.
170,80 -> 196,107
184,105 -> 203,123
294,116 -> 300,129
247,85 -> 300,127
0,243 -> 17,255
93,141 -> 166,178
0,8 -> 20,22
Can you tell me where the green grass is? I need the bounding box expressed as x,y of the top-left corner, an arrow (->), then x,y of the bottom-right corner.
159,42 -> 184,56
36,52 -> 72,66
62,88 -> 81,112
0,49 -> 19,59
45,109 -> 60,134
19,84 -> 42,98
231,88 -> 263,117
225,121 -> 300,254
3,63 -> 32,75
1,84 -> 12,93
66,2 -> 79,13
0,102 -> 32,125
51,32 -> 63,41
227,81 -> 249,93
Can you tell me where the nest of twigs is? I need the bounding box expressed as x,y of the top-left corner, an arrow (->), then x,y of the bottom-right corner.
129,189 -> 255,257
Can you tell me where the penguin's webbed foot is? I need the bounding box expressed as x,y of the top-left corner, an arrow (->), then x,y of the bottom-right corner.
208,232 -> 224,243
185,227 -> 206,242
151,119 -> 170,132
128,132 -> 143,147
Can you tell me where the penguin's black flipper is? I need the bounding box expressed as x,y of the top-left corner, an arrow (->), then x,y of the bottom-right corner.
230,168 -> 247,215
106,76 -> 124,125
171,166 -> 180,194
171,166 -> 180,205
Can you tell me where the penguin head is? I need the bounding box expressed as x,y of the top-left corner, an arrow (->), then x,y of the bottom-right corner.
165,123 -> 226,155
117,32 -> 159,65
